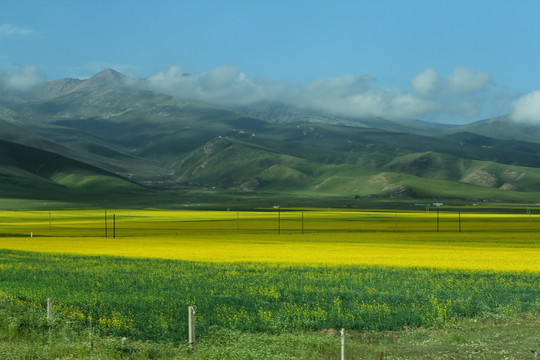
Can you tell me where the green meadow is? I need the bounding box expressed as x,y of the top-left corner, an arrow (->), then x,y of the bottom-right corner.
0,208 -> 538,359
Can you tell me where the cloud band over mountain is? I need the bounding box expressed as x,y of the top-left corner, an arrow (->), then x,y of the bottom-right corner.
146,65 -> 506,123
0,63 -> 531,124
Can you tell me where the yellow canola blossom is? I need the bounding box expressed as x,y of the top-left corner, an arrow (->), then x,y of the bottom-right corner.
0,232 -> 538,272
0,209 -> 539,272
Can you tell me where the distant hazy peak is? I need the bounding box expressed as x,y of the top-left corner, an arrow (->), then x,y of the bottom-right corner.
92,68 -> 125,79
85,68 -> 128,85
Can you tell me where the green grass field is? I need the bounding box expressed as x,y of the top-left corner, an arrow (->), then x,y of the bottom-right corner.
0,208 -> 538,358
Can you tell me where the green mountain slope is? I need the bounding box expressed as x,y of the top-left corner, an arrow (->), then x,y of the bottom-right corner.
0,138 -> 142,202
3,68 -> 540,206
232,102 -> 453,135
384,151 -> 540,191
170,135 -> 540,202
13,70 -> 267,166
445,115 -> 540,144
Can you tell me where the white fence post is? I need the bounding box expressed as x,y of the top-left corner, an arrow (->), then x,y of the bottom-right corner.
341,328 -> 345,360
188,306 -> 195,352
47,297 -> 53,323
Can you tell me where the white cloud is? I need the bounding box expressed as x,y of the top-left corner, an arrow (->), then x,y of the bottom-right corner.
147,65 -> 266,105
410,68 -> 440,98
0,65 -> 46,91
0,23 -> 38,38
146,66 -> 428,118
147,65 -> 184,88
143,64 -> 501,123
294,84 -> 434,120
448,67 -> 493,95
510,91 -> 540,124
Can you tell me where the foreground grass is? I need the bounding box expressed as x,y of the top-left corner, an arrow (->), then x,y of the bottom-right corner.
0,293 -> 538,359
0,250 -> 537,343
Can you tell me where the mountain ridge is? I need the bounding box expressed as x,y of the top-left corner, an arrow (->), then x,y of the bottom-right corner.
1,68 -> 540,206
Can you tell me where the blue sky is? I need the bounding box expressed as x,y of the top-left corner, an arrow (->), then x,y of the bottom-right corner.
2,0 -> 540,124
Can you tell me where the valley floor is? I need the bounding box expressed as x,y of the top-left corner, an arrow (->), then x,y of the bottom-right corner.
0,208 -> 538,359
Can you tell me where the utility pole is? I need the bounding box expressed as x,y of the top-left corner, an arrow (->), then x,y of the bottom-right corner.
278,206 -> 281,234
437,209 -> 439,232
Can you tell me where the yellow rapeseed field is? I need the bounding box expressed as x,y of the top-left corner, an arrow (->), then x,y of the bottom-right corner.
0,209 -> 538,272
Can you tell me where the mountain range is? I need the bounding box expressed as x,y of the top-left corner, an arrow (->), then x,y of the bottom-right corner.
1,68 -> 540,207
